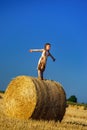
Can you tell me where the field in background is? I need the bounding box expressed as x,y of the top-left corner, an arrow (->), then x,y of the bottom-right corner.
0,92 -> 87,130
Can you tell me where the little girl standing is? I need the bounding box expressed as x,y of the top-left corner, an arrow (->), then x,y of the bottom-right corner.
29,43 -> 55,80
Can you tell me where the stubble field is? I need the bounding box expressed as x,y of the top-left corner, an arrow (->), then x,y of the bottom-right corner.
0,92 -> 87,130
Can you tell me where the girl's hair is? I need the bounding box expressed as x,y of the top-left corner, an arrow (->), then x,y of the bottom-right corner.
44,43 -> 51,49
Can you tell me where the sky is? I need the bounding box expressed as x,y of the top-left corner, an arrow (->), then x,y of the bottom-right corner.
0,0 -> 87,103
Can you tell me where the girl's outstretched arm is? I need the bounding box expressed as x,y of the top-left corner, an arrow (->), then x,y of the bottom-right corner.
29,49 -> 44,52
49,53 -> 56,61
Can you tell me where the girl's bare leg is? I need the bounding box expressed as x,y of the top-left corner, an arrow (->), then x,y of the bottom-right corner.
38,70 -> 43,80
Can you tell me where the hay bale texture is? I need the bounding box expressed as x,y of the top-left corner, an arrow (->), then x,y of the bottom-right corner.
4,76 -> 66,121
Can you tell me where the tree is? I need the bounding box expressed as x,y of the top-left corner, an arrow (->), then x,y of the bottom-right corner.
68,95 -> 77,103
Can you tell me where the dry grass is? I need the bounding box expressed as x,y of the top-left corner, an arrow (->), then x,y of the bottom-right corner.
0,92 -> 87,130
4,76 -> 66,121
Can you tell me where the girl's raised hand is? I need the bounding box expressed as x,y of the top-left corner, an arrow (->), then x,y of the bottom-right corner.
53,58 -> 56,62
29,49 -> 33,52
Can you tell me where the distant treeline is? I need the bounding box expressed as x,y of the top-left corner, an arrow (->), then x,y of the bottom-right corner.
67,101 -> 87,110
0,90 -> 5,93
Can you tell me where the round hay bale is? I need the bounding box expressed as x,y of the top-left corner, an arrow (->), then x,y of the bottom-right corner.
4,76 -> 66,121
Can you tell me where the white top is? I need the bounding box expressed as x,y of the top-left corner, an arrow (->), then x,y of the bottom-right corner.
38,50 -> 49,64
31,48 -> 55,71
31,49 -> 50,68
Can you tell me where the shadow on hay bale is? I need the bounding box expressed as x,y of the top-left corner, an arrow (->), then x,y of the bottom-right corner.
4,76 -> 66,122
0,95 -> 2,99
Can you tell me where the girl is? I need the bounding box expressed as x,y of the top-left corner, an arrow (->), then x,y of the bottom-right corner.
29,43 -> 55,80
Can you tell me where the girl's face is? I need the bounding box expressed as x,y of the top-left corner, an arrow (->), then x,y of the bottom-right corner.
46,45 -> 51,51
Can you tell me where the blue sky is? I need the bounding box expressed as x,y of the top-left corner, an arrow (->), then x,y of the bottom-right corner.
0,0 -> 87,103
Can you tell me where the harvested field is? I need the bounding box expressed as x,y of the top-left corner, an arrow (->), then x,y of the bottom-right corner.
0,92 -> 87,130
